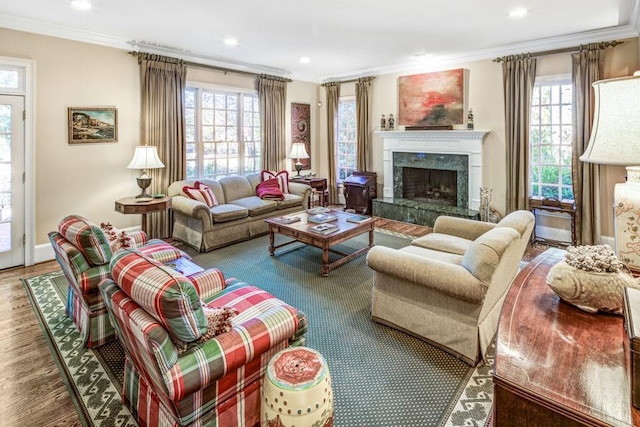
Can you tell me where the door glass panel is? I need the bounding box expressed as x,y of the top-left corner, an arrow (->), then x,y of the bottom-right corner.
0,103 -> 11,252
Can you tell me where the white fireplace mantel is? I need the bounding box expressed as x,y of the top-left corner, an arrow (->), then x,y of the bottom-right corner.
375,130 -> 490,211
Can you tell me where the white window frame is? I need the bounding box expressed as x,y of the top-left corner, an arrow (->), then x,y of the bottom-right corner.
529,74 -> 574,202
185,83 -> 260,180
336,96 -> 357,183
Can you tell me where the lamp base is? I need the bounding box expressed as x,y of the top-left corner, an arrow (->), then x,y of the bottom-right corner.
136,176 -> 153,200
294,161 -> 304,179
614,166 -> 640,271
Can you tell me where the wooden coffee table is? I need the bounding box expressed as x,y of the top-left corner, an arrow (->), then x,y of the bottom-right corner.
265,210 -> 376,276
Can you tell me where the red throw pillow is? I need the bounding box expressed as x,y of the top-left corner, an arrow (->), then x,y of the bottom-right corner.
261,170 -> 290,194
256,178 -> 285,200
183,181 -> 218,207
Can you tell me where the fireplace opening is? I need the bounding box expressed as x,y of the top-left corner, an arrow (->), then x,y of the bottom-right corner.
402,167 -> 457,206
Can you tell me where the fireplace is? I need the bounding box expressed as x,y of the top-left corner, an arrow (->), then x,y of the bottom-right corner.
402,167 -> 457,206
373,130 -> 490,227
393,151 -> 469,209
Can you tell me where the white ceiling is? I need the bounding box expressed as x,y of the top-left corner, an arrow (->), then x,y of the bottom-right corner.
0,0 -> 638,82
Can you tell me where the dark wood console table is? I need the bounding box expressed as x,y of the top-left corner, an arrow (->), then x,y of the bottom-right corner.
494,248 -> 640,426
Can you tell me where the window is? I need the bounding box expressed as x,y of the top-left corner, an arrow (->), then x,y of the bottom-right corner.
0,66 -> 22,92
529,77 -> 574,201
337,97 -> 356,181
185,85 -> 260,180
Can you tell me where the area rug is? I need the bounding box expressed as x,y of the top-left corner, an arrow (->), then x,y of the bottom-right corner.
23,230 -> 494,426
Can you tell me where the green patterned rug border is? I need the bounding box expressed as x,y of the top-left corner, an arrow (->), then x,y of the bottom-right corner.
21,271 -> 135,427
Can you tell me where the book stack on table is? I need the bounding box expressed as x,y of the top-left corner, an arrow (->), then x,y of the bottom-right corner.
307,213 -> 338,223
310,223 -> 339,235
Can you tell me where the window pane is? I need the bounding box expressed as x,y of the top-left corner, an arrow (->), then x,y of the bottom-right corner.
203,109 -> 214,125
541,186 -> 559,199
203,92 -> 214,108
541,166 -> 559,184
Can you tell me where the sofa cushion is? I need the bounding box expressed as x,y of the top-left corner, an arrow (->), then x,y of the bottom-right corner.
101,222 -> 136,253
220,175 -> 255,201
110,249 -> 208,344
256,178 -> 284,200
230,196 -> 277,216
58,215 -> 112,266
276,193 -> 304,209
261,170 -> 290,194
183,181 -> 219,207
461,227 -> 519,285
210,203 -> 249,223
411,233 -> 472,255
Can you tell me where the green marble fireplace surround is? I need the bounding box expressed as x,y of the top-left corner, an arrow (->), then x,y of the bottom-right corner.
373,130 -> 490,227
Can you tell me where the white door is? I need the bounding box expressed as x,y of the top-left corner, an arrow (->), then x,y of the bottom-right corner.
0,95 -> 25,268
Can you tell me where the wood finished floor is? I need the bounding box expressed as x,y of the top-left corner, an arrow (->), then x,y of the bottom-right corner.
0,218 -> 427,426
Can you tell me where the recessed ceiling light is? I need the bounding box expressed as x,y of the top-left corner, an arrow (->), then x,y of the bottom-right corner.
299,57 -> 311,64
508,8 -> 528,18
70,0 -> 92,11
223,37 -> 238,46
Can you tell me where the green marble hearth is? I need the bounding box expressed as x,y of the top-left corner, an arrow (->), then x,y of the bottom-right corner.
373,197 -> 479,227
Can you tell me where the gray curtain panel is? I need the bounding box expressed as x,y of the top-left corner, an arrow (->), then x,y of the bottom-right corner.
356,77 -> 374,171
572,44 -> 604,245
258,75 -> 288,173
138,53 -> 186,239
325,82 -> 340,204
502,55 -> 536,214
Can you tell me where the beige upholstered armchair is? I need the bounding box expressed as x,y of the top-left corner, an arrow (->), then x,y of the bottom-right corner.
366,210 -> 534,365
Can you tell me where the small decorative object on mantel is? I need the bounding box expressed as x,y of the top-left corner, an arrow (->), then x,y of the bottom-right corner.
546,244 -> 640,315
380,114 -> 386,131
388,114 -> 395,131
467,108 -> 474,130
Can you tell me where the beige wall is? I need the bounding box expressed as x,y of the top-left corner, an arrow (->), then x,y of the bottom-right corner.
0,28 -> 317,246
315,37 -> 639,239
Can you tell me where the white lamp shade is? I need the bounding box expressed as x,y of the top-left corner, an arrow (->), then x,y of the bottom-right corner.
580,73 -> 640,165
288,142 -> 310,159
127,145 -> 165,170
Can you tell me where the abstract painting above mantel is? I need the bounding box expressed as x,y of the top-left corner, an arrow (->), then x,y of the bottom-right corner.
398,69 -> 466,127
68,107 -> 118,144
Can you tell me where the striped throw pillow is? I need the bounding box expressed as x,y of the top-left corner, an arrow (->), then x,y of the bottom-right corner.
183,181 -> 218,207
58,215 -> 112,266
110,249 -> 208,344
261,170 -> 290,194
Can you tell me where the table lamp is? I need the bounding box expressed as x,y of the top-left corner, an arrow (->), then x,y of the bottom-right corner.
579,71 -> 640,270
288,142 -> 310,178
127,145 -> 165,200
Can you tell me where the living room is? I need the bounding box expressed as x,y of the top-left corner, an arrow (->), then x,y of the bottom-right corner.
1,1 -> 640,426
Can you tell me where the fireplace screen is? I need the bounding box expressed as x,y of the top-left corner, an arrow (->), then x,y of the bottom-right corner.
402,167 -> 457,206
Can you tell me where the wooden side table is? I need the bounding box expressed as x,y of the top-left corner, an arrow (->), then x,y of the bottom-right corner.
291,177 -> 328,207
114,196 -> 171,235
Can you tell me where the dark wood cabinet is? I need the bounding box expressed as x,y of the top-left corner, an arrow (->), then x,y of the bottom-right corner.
494,248 -> 640,426
343,171 -> 377,214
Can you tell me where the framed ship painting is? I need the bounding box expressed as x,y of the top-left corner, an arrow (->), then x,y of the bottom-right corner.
68,107 -> 118,144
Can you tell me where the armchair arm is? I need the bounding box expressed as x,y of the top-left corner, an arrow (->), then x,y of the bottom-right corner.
287,182 -> 312,209
171,195 -> 214,231
432,216 -> 495,241
366,246 -> 486,303
128,230 -> 148,246
188,268 -> 226,302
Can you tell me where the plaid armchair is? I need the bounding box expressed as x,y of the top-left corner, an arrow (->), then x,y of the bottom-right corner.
99,249 -> 307,427
48,215 -> 187,348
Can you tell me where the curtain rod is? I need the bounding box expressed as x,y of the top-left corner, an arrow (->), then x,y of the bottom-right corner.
321,76 -> 376,86
493,40 -> 624,62
127,51 -> 293,81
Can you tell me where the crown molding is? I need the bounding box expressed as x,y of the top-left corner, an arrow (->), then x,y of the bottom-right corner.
1,5 -> 638,85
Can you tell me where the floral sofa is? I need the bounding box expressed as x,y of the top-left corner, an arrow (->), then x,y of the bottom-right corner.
168,173 -> 311,252
99,248 -> 308,426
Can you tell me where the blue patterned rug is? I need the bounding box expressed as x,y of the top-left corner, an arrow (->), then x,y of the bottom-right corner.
23,230 -> 493,426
